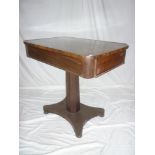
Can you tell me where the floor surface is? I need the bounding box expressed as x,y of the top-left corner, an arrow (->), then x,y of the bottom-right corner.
19,85 -> 134,155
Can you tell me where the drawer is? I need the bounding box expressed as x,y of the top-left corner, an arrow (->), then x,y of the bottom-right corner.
25,45 -> 83,75
96,50 -> 126,76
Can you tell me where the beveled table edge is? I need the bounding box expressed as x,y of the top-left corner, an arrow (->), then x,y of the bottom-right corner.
24,37 -> 129,57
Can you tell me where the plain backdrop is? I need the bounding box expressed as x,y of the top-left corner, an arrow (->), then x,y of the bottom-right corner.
19,0 -> 134,88
19,0 -> 135,155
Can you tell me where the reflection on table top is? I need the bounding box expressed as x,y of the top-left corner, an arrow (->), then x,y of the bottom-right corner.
24,37 -> 128,56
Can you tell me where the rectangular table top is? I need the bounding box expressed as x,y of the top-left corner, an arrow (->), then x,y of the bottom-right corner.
24,37 -> 128,78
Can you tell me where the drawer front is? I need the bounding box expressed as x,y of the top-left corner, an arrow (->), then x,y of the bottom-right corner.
96,50 -> 126,76
25,45 -> 83,75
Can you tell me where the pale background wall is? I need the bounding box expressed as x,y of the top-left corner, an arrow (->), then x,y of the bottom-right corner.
19,0 -> 134,88
19,1 -> 135,155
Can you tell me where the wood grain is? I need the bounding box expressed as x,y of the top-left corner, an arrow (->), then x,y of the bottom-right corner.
24,37 -> 128,79
24,37 -> 128,138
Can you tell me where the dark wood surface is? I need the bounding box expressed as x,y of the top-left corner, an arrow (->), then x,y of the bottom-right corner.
24,37 -> 128,78
43,71 -> 104,138
66,72 -> 80,113
24,37 -> 128,138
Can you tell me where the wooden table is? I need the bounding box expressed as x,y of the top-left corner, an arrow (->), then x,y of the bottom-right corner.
24,37 -> 128,138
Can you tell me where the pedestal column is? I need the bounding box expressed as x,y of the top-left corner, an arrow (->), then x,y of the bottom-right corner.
66,72 -> 80,113
43,71 -> 104,138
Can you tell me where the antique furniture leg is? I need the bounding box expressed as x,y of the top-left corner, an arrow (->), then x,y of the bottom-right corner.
43,71 -> 104,138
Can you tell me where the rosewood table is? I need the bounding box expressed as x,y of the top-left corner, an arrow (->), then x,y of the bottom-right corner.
24,37 -> 128,138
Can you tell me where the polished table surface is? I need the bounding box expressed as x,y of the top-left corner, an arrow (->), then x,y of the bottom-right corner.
24,37 -> 128,56
24,37 -> 129,138
24,37 -> 128,79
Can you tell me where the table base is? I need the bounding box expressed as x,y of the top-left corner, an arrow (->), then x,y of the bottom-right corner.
43,99 -> 104,138
43,72 -> 104,138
